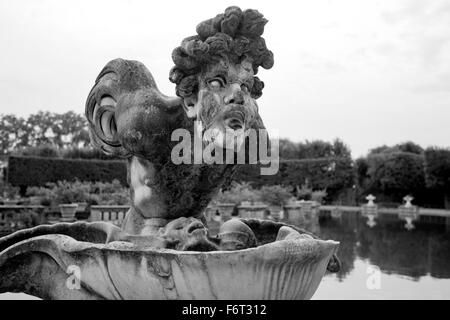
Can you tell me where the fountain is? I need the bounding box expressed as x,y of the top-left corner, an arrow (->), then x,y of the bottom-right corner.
0,6 -> 339,299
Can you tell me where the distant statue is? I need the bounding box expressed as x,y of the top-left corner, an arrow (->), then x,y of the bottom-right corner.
0,7 -> 340,300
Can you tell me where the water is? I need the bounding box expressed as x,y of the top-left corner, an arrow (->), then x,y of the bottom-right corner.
312,211 -> 450,299
1,211 -> 449,300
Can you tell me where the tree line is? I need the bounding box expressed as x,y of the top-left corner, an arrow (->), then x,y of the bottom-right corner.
0,111 -> 90,155
356,142 -> 450,209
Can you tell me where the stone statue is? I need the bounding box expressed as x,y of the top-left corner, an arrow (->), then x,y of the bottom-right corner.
0,6 -> 340,299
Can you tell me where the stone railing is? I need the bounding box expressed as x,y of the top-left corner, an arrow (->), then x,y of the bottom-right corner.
89,205 -> 129,226
283,201 -> 320,218
237,203 -> 269,219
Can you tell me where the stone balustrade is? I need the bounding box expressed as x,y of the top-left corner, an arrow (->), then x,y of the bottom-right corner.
89,205 -> 129,226
237,203 -> 269,219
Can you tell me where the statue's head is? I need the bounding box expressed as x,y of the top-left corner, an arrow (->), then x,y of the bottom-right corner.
169,6 -> 274,151
157,217 -> 218,251
85,6 -> 273,159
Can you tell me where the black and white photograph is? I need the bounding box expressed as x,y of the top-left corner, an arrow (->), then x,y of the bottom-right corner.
0,0 -> 449,306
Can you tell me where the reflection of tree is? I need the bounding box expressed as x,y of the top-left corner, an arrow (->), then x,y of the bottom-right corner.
355,217 -> 450,280
429,234 -> 450,278
318,214 -> 358,281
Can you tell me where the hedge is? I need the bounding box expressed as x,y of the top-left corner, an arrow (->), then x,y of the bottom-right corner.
234,157 -> 355,199
7,156 -> 128,188
6,156 -> 354,202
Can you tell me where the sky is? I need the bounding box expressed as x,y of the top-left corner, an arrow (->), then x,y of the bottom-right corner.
0,0 -> 449,158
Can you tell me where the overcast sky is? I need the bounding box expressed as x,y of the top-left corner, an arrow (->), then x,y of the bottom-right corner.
0,0 -> 449,157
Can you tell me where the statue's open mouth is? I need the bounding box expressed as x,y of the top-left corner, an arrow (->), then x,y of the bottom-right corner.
225,118 -> 243,130
201,107 -> 248,151
223,108 -> 246,130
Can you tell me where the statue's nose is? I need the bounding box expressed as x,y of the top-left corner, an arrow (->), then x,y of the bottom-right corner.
224,84 -> 245,105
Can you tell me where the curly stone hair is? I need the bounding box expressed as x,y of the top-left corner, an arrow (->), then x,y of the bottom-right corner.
169,6 -> 274,100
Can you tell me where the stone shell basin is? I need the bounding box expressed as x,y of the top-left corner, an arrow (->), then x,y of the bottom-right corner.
0,221 -> 339,300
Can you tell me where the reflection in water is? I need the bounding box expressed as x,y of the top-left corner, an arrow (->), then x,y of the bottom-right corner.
317,212 -> 450,281
313,211 -> 450,299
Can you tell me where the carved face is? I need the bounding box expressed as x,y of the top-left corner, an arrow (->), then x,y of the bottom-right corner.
157,217 -> 218,251
184,59 -> 263,151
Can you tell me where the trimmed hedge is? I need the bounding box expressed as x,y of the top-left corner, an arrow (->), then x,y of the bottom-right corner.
6,156 -> 354,203
7,156 -> 128,187
234,157 -> 355,199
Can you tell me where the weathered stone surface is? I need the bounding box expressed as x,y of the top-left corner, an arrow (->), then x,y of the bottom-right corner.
0,219 -> 338,300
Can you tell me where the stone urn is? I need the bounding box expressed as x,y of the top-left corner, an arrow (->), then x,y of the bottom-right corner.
59,204 -> 78,222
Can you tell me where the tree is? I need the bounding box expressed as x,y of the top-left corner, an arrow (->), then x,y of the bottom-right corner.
332,138 -> 352,158
362,152 -> 426,204
0,111 -> 90,155
0,114 -> 29,154
278,138 -> 352,160
297,140 -> 334,159
278,138 -> 299,159
50,111 -> 90,148
369,141 -> 423,156
424,147 -> 450,209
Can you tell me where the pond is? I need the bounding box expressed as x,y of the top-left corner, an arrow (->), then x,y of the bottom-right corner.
1,211 -> 449,299
312,211 -> 450,299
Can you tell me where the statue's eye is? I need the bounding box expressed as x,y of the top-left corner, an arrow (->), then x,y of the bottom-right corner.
208,76 -> 226,89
